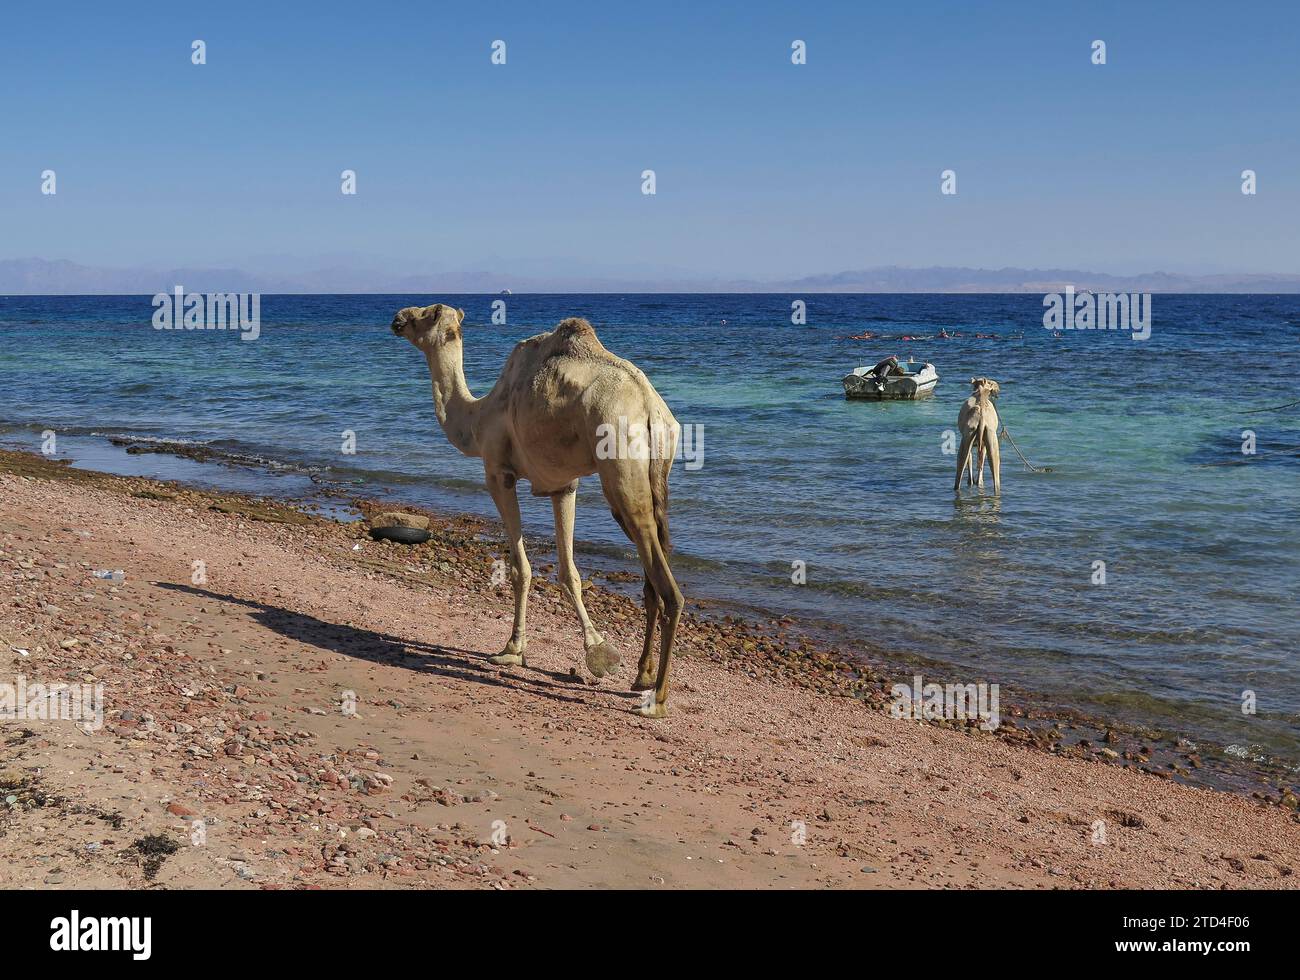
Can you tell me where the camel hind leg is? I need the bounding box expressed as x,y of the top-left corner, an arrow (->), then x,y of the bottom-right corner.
632,528 -> 680,718
633,580 -> 660,691
607,505 -> 659,690
600,459 -> 681,718
955,431 -> 976,492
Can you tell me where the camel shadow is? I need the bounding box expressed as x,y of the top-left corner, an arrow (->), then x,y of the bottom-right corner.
154,582 -> 604,707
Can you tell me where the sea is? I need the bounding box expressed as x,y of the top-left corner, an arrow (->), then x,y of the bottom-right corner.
2,293 -> 1297,778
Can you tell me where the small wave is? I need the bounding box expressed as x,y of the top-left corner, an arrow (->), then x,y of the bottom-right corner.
88,430 -> 214,447
85,431 -> 329,478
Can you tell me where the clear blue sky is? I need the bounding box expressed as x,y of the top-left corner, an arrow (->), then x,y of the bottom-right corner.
2,0 -> 1297,278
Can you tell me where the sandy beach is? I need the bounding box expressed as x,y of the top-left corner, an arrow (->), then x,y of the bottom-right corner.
1,448 -> 1297,890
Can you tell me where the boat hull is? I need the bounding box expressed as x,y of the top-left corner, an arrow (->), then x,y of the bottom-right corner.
842,364 -> 939,400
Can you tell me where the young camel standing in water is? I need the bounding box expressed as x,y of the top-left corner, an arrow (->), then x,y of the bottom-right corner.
954,377 -> 1002,493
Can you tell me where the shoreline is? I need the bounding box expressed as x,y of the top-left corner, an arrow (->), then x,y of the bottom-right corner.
1,437 -> 1294,799
2,448 -> 1298,888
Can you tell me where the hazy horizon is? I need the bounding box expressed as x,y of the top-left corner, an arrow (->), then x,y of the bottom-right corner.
4,255 -> 1300,295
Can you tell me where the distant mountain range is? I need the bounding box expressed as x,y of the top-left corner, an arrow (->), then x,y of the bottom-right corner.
2,257 -> 1299,294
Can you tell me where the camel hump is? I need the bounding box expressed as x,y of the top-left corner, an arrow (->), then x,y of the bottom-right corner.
550,317 -> 607,358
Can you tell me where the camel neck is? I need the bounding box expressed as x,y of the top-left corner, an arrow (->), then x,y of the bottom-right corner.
424,344 -> 481,457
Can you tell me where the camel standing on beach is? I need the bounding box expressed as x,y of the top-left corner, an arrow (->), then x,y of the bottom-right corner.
955,377 -> 1002,493
390,303 -> 684,718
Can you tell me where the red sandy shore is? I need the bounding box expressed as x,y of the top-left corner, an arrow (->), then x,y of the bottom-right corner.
0,455 -> 1297,889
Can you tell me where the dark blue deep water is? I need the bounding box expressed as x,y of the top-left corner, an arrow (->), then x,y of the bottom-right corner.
2,293 -> 1298,773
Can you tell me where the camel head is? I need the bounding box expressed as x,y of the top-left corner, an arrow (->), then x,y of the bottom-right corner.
969,377 -> 1001,399
390,303 -> 465,352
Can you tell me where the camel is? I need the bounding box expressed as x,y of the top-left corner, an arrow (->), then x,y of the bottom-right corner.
390,303 -> 684,718
954,377 -> 1001,493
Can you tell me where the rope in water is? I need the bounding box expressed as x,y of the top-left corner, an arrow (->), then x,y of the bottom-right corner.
1197,444 -> 1300,467
997,423 -> 1051,473
1242,398 -> 1300,414
1207,396 -> 1300,462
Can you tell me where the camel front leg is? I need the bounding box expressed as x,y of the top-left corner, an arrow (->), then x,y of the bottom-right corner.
487,472 -> 530,667
552,490 -> 620,680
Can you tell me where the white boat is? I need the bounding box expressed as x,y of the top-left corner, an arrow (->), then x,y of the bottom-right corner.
842,356 -> 939,400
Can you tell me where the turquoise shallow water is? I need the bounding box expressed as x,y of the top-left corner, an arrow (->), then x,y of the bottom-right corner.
2,293 -> 1298,772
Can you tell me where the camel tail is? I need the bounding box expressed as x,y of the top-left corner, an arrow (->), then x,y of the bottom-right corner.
983,419 -> 1001,454
651,431 -> 674,554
